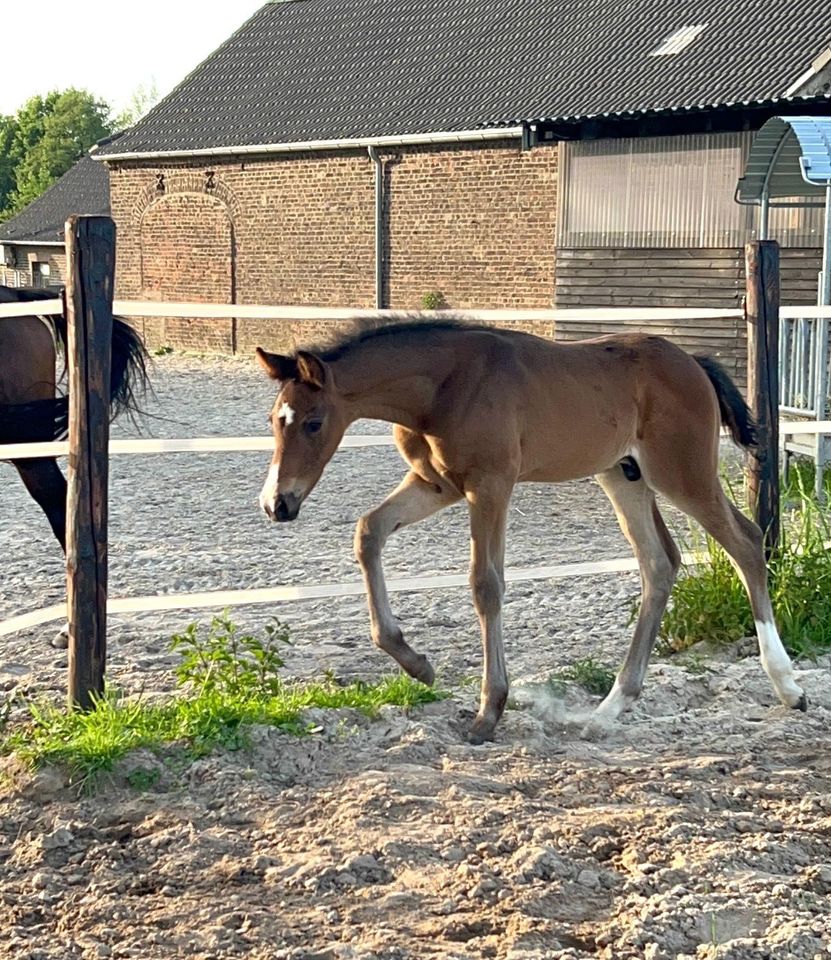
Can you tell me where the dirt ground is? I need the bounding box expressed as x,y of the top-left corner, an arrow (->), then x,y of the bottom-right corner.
2,645 -> 830,960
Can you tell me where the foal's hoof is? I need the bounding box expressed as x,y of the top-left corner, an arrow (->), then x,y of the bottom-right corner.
467,718 -> 496,746
51,624 -> 69,650
580,717 -> 612,742
411,655 -> 435,687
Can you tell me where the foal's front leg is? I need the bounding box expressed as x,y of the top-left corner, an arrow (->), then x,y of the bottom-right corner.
354,471 -> 460,684
466,479 -> 511,744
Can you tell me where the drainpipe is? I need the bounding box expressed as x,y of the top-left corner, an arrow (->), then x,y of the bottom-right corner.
822,183 -> 831,306
367,145 -> 383,308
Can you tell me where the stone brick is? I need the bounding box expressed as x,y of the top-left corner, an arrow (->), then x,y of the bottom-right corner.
107,140 -> 558,354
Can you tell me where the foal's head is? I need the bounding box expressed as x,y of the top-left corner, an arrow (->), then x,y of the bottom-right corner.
256,347 -> 347,522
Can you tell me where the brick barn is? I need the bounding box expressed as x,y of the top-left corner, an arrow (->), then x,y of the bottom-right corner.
93,0 -> 831,354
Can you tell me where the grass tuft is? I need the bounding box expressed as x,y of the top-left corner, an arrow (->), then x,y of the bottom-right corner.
1,613 -> 444,792
552,657 -> 617,697
660,472 -> 831,657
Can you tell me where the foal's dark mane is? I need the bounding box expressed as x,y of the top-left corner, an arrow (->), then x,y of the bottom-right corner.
310,316 -> 492,363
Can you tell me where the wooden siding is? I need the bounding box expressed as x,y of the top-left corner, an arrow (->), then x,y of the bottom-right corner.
554,247 -> 823,309
553,246 -> 825,392
780,249 -> 824,305
554,248 -> 745,308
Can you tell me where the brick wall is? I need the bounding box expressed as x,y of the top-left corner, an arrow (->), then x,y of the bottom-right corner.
107,140 -> 558,354
0,246 -> 67,288
385,142 -> 557,309
138,192 -> 235,351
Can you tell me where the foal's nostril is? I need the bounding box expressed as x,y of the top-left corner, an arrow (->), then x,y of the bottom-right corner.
275,495 -> 291,522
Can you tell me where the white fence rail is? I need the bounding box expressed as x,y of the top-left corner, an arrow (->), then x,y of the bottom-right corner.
2,297 -> 830,636
0,297 -> 827,323
0,297 -> 745,323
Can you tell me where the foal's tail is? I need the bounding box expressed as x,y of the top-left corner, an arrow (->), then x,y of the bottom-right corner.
694,355 -> 757,449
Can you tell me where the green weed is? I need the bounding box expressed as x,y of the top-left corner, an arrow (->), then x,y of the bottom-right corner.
126,767 -> 161,791
553,657 -> 616,697
419,290 -> 446,310
1,614 -> 444,792
660,478 -> 831,656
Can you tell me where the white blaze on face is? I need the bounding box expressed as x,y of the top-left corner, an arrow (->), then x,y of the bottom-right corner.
259,463 -> 280,516
278,402 -> 296,425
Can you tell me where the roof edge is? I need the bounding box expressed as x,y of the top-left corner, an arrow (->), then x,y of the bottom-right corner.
93,126 -> 525,162
488,92 -> 831,128
0,240 -> 66,247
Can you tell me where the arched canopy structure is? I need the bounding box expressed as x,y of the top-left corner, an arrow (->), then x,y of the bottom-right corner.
736,116 -> 831,303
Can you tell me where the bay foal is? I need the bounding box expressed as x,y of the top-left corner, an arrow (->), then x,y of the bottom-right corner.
256,321 -> 805,743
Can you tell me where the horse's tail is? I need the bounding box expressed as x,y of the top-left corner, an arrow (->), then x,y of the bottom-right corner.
694,354 -> 757,449
0,397 -> 69,444
49,309 -> 150,422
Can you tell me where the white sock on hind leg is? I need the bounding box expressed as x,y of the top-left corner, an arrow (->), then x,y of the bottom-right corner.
755,619 -> 804,707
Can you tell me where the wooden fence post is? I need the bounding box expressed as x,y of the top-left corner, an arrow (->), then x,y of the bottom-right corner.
745,240 -> 780,557
65,216 -> 116,710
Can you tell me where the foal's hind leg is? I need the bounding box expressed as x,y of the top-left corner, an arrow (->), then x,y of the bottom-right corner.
671,487 -> 805,710
584,467 -> 681,736
12,457 -> 67,551
354,471 -> 461,684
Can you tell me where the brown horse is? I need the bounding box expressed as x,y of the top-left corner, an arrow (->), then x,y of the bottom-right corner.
255,320 -> 806,743
0,284 -> 148,550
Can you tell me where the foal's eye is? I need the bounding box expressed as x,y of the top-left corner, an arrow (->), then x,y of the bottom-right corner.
305,419 -> 323,435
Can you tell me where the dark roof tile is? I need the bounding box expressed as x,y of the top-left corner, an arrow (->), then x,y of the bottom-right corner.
96,0 -> 831,157
0,154 -> 110,244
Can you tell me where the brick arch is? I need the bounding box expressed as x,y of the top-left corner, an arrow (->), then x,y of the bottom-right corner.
139,191 -> 236,351
130,171 -> 242,228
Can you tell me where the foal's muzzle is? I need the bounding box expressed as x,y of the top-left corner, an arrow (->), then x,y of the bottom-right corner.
271,492 -> 301,523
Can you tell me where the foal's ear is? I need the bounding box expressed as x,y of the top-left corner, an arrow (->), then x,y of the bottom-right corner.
256,347 -> 297,383
296,351 -> 327,390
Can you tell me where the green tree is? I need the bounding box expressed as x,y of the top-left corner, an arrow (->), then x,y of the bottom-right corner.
2,89 -> 113,219
113,80 -> 159,132
0,115 -> 18,215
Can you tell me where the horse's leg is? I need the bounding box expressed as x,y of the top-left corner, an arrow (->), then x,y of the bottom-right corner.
12,457 -> 67,551
354,471 -> 461,684
584,467 -> 681,736
466,478 -> 511,744
668,485 -> 806,710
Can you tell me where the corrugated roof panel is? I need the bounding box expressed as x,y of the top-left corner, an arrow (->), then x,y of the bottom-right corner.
737,115 -> 831,203
650,24 -> 708,57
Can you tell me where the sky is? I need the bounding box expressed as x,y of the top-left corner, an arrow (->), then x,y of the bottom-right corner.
1,0 -> 266,117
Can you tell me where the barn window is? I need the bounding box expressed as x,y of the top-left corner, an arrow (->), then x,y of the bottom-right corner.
31,261 -> 52,287
558,133 -> 824,249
